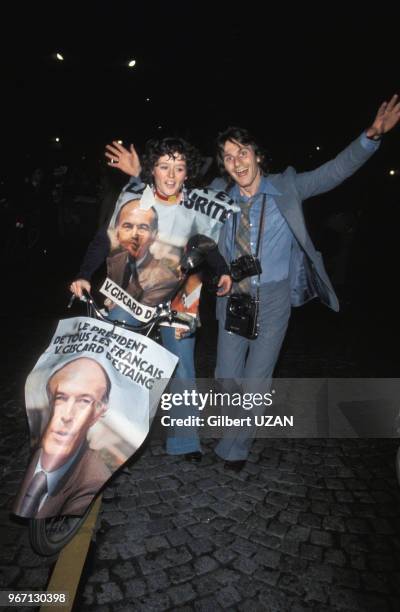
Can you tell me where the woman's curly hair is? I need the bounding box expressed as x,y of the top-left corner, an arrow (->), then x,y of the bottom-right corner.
141,137 -> 202,187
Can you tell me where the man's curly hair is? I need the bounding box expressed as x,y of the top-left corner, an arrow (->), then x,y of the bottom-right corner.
141,137 -> 202,187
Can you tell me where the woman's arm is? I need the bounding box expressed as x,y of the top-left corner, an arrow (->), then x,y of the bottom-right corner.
70,227 -> 110,297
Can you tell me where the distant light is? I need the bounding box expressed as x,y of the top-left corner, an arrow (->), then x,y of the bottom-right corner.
315,146 -> 321,151
157,125 -> 162,130
56,53 -> 64,61
128,59 -> 136,67
117,140 -> 123,144
55,137 -> 60,143
389,169 -> 396,176
146,98 -> 150,102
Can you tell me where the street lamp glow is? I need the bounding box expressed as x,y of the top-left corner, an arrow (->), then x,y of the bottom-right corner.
128,59 -> 136,67
55,137 -> 60,142
56,53 -> 64,61
316,146 -> 321,151
389,169 -> 396,176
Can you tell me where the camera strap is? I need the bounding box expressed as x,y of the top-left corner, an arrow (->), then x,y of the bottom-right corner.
255,195 -> 266,261
255,195 -> 267,302
225,196 -> 266,340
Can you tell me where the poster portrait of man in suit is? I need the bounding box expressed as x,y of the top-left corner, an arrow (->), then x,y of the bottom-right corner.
14,357 -> 112,518
107,200 -> 178,307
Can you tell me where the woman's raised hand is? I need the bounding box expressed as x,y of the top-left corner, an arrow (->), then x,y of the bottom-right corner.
105,141 -> 141,177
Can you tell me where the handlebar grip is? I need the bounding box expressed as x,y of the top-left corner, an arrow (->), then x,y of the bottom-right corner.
82,289 -> 92,301
68,288 -> 91,308
69,290 -> 197,335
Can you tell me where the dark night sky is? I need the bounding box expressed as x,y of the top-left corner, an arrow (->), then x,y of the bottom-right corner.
1,4 -> 399,170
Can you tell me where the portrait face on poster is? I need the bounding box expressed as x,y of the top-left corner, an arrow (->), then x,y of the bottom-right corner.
114,202 -> 158,260
40,357 -> 110,469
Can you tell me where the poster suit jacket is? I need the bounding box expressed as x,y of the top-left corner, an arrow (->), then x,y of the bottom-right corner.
107,249 -> 178,307
213,132 -> 379,317
14,444 -> 111,518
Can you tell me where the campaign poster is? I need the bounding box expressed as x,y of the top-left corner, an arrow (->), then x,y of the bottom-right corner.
13,316 -> 178,518
101,183 -> 236,327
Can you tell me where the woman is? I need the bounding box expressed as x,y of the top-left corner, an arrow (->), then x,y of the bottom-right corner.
71,137 -> 235,460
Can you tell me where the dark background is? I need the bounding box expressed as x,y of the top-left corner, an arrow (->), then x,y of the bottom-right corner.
1,5 -> 399,164
0,4 -> 399,374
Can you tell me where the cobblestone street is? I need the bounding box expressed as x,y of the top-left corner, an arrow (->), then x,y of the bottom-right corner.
0,297 -> 399,611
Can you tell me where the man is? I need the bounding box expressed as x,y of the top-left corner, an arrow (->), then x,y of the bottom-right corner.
107,199 -> 178,307
213,95 -> 400,470
14,357 -> 112,518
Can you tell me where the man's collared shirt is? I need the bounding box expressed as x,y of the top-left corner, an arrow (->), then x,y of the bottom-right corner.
35,446 -> 82,510
227,175 -> 293,288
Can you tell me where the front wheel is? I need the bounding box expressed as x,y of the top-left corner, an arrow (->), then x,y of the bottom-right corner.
29,507 -> 92,556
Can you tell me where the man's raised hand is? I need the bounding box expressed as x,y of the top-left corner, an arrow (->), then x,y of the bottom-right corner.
367,94 -> 400,139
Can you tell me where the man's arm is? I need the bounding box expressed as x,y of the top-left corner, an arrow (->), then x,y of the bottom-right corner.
296,95 -> 400,201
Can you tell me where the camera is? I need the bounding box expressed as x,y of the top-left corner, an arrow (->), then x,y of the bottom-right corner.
225,293 -> 259,339
230,255 -> 262,282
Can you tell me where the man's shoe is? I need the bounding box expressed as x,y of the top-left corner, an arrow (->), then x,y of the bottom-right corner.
224,459 -> 246,472
184,451 -> 202,463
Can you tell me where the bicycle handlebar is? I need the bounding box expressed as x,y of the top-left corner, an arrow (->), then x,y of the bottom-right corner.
67,235 -> 215,334
69,290 -> 197,335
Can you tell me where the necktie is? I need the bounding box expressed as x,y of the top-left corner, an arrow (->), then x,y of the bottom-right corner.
122,258 -> 136,289
122,256 -> 143,299
20,470 -> 48,517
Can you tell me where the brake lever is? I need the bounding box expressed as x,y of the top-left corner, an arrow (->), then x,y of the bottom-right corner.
68,291 -> 90,309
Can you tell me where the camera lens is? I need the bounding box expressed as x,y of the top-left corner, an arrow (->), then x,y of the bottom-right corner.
229,303 -> 239,315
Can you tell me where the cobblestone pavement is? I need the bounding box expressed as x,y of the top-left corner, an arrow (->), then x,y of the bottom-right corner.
0,307 -> 399,611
